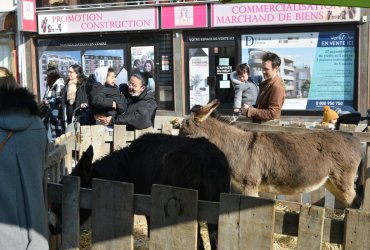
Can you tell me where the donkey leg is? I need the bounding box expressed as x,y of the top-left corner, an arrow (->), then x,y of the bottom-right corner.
325,179 -> 356,208
243,185 -> 259,197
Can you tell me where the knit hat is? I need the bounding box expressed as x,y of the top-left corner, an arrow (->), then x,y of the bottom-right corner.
322,106 -> 339,123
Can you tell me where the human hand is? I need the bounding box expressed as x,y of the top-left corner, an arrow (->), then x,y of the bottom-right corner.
112,101 -> 116,109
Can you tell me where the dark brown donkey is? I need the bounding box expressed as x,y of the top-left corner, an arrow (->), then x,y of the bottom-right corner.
180,99 -> 364,208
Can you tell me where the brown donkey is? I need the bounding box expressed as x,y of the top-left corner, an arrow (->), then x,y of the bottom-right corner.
180,99 -> 364,208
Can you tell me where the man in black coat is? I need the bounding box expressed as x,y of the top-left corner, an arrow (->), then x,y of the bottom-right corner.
97,72 -> 157,130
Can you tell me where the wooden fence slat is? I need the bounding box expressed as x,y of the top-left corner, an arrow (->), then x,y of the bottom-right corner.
113,125 -> 127,150
343,208 -> 370,249
284,194 -> 302,203
61,176 -> 80,250
91,179 -> 134,250
218,193 -> 275,250
150,184 -> 198,250
90,125 -> 108,160
297,205 -> 325,250
162,123 -> 174,135
79,125 -> 92,158
311,186 -> 326,207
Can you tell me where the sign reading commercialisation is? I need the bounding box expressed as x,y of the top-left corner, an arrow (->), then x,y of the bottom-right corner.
38,8 -> 158,35
211,3 -> 360,27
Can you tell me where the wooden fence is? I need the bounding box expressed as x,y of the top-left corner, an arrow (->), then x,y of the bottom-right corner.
45,121 -> 370,249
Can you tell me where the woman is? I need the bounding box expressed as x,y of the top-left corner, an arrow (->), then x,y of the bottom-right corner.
143,59 -> 155,93
0,67 -> 49,249
42,66 -> 64,140
61,64 -> 91,126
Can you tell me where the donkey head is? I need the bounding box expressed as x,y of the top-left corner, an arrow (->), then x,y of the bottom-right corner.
48,145 -> 95,235
71,145 -> 94,188
180,99 -> 220,137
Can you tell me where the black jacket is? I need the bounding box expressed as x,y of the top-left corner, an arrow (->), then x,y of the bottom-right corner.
87,74 -> 126,116
114,86 -> 157,130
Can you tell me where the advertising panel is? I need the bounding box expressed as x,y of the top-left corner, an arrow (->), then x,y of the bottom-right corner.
131,46 -> 156,93
188,48 -> 209,108
17,0 -> 37,32
37,36 -> 127,101
212,3 -> 360,27
38,8 -> 158,35
161,5 -> 207,29
241,31 -> 356,110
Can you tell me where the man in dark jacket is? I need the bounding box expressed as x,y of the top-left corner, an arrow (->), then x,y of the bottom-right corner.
97,72 -> 157,130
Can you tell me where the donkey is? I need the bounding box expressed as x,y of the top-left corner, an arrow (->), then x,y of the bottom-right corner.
49,133 -> 230,250
180,99 -> 364,208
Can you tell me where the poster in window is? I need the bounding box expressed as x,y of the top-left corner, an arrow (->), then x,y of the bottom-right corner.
131,46 -> 155,94
37,36 -> 127,101
241,31 -> 355,111
188,48 -> 209,108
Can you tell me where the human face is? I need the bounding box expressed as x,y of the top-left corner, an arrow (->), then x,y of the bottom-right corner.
106,72 -> 116,86
128,76 -> 145,96
68,67 -> 77,81
237,72 -> 249,82
262,60 -> 279,81
144,62 -> 152,73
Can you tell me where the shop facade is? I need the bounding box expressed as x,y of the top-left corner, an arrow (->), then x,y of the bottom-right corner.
35,2 -> 370,116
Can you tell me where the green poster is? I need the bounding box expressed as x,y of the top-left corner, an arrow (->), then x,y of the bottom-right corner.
220,0 -> 370,8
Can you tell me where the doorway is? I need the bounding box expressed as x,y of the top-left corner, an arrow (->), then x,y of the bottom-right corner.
186,42 -> 236,114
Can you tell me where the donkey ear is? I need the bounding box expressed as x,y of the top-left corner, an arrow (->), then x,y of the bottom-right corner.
194,99 -> 220,123
76,145 -> 94,177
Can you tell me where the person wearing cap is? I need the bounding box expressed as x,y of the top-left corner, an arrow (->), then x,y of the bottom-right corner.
322,105 -> 339,130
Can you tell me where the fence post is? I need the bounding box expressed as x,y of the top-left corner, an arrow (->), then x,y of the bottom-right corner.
113,125 -> 127,150
297,205 -> 325,250
92,179 -> 134,250
218,193 -> 275,250
343,208 -> 370,249
150,184 -> 198,250
61,176 -> 80,250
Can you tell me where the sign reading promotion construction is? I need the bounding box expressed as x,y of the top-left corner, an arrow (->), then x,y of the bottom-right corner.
38,8 -> 158,35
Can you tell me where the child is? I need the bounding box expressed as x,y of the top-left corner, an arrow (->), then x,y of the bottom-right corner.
230,63 -> 259,115
87,66 -> 126,125
322,105 -> 339,130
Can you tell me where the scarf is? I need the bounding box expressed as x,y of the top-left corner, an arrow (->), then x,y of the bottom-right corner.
67,79 -> 77,105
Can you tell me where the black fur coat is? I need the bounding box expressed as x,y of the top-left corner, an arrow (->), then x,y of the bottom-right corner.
0,87 -> 38,115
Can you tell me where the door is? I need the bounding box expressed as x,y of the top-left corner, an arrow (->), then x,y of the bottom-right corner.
186,42 -> 236,114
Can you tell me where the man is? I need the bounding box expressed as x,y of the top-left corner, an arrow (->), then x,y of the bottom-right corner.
241,52 -> 285,123
98,72 -> 157,130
